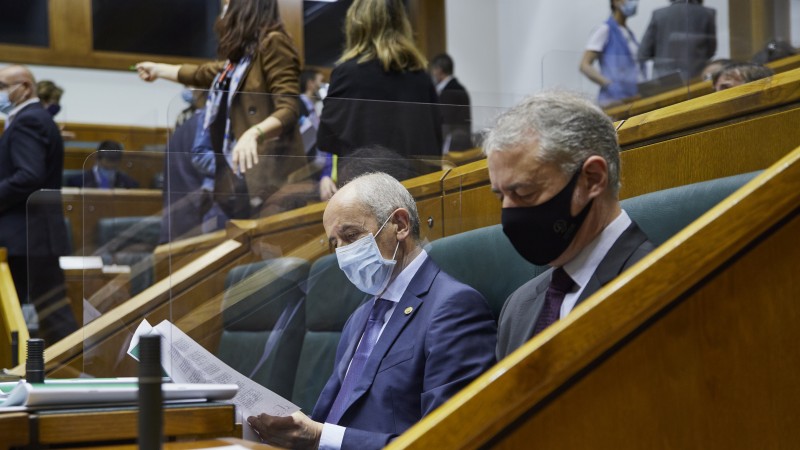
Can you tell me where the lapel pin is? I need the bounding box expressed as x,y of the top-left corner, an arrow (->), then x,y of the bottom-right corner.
404,307 -> 413,315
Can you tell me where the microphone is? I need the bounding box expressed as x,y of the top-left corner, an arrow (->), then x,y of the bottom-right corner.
138,335 -> 163,450
25,338 -> 45,384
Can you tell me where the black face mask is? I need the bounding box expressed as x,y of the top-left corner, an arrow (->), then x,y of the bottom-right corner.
501,167 -> 593,266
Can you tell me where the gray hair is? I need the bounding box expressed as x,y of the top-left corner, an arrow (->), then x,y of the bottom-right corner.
345,172 -> 421,239
483,91 -> 621,195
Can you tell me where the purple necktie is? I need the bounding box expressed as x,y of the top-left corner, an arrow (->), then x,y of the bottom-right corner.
531,267 -> 574,337
326,298 -> 394,424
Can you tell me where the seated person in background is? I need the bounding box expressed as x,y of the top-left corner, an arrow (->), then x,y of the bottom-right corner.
66,140 -> 139,189
486,92 -> 655,358
580,0 -> 643,107
700,58 -> 732,81
751,40 -> 797,65
430,53 -> 472,152
712,62 -> 774,92
36,80 -> 63,117
248,172 -> 497,450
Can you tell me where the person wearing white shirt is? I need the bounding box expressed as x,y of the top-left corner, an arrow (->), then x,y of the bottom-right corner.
247,172 -> 497,450
484,91 -> 655,359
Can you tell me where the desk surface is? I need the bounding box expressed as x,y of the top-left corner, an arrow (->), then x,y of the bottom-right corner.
72,437 -> 279,449
0,402 -> 236,449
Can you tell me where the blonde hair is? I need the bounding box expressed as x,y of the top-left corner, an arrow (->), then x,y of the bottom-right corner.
339,0 -> 427,72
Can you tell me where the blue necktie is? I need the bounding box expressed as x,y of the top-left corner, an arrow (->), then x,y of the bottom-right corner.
326,298 -> 393,424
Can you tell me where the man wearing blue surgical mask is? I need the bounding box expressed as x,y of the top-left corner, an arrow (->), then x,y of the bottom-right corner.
0,64 -> 77,344
580,0 -> 644,106
248,172 -> 497,450
486,92 -> 655,359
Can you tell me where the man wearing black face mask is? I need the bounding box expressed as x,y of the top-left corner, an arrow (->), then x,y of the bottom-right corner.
486,91 -> 655,359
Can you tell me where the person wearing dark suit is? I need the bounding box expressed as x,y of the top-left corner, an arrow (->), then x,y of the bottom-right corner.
316,0 -> 442,201
66,140 -> 140,189
248,172 -> 497,450
638,0 -> 717,81
0,65 -> 77,344
483,92 -> 655,359
430,53 -> 472,152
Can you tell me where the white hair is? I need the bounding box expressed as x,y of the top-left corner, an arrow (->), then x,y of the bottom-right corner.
483,91 -> 621,194
345,172 -> 421,239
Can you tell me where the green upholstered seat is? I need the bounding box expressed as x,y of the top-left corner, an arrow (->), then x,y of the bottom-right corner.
217,257 -> 310,400
427,171 -> 759,320
95,216 -> 162,295
291,254 -> 368,413
427,225 -> 544,319
621,172 -> 759,246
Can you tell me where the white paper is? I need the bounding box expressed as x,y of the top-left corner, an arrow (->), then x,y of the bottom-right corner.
128,319 -> 299,423
59,256 -> 104,270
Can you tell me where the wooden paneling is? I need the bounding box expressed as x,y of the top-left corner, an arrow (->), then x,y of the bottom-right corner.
37,404 -> 236,445
0,413 -> 29,450
62,188 -> 163,256
388,145 -> 800,450
493,212 -> 800,449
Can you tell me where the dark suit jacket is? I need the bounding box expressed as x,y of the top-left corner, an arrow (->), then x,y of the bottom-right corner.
638,2 -> 717,81
317,58 -> 443,163
496,222 -> 654,359
66,169 -> 140,189
0,102 -> 69,257
438,78 -> 472,151
311,256 -> 497,450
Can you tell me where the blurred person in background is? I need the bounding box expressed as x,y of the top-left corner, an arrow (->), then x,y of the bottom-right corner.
0,65 -> 77,344
712,62 -> 774,92
580,0 -> 643,106
430,53 -> 472,152
638,0 -> 717,81
136,0 -> 305,219
37,80 -> 64,117
66,140 -> 140,189
316,0 -> 442,201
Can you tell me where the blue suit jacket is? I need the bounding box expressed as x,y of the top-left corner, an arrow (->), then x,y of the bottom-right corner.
311,256 -> 497,449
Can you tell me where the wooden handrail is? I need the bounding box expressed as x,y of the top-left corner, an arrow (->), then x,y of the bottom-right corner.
604,54 -> 800,121
388,145 -> 800,449
618,67 -> 800,146
0,248 -> 29,369
6,239 -> 249,377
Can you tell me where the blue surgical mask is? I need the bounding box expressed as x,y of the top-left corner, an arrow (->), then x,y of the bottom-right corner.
47,103 -> 61,117
335,214 -> 399,295
0,92 -> 13,115
620,0 -> 638,17
181,89 -> 194,104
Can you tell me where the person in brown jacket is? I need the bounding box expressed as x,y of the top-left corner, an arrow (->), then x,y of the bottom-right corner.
136,0 -> 305,219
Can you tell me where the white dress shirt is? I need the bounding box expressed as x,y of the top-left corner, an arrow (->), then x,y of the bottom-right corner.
435,76 -> 453,96
319,250 -> 429,450
4,97 -> 41,128
560,210 -> 632,318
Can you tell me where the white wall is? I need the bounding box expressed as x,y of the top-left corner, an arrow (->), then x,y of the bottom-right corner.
793,0 -> 800,47
447,0 -> 729,107
0,62 -> 185,128
4,1 -> 737,127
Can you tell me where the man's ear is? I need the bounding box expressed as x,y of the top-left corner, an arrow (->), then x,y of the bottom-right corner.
581,155 -> 609,200
392,208 -> 412,242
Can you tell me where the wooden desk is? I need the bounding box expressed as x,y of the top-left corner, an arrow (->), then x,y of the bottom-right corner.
72,437 -> 279,449
0,402 -> 236,449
